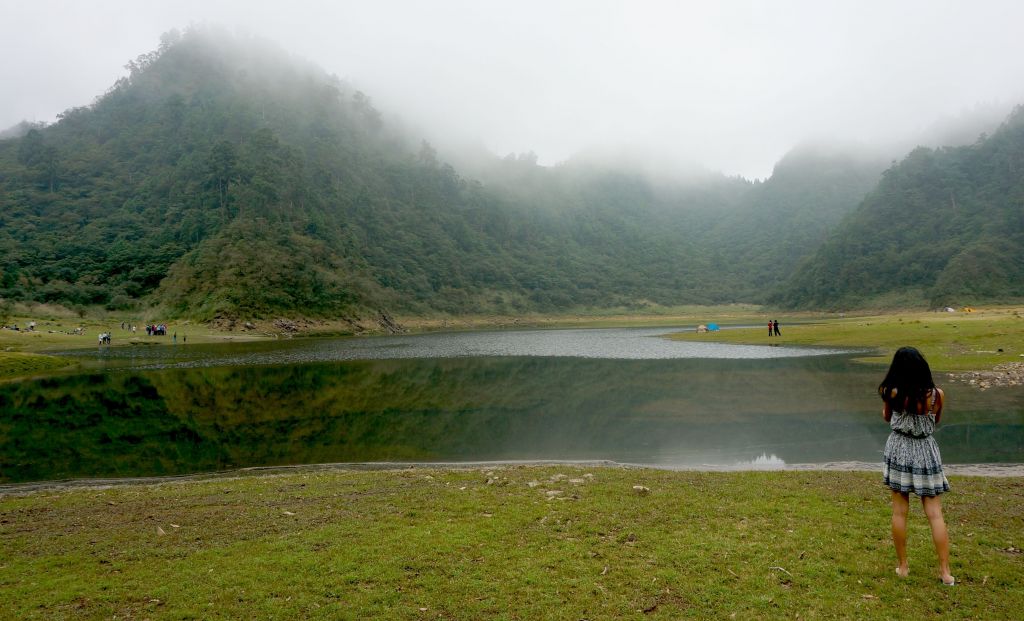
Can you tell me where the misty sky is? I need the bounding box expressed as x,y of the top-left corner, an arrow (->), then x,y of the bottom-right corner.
3,0 -> 1024,178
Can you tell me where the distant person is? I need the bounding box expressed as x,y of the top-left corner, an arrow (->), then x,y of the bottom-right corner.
768,320 -> 773,337
173,331 -> 177,343
773,319 -> 781,336
879,346 -> 954,586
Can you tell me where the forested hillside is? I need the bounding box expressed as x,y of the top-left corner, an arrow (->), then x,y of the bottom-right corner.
0,28 -> 887,319
702,146 -> 886,299
775,107 -> 1024,309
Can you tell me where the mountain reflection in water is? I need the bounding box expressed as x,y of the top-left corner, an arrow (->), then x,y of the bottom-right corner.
2,331 -> 1022,483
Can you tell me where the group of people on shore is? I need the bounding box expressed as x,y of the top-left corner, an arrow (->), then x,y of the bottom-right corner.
115,321 -> 171,337
98,321 -> 181,344
768,319 -> 781,336
2,320 -> 36,331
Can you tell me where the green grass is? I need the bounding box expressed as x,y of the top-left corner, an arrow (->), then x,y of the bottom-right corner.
0,316 -> 264,354
1,466 -> 1021,620
0,351 -> 74,381
671,308 -> 1024,371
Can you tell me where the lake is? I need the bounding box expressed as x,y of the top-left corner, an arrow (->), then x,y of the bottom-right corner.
2,327 -> 1022,484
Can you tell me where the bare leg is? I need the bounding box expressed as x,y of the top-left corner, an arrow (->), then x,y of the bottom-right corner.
921,495 -> 954,584
891,490 -> 910,576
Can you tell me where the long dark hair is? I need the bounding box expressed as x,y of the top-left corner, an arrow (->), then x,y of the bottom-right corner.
878,346 -> 936,413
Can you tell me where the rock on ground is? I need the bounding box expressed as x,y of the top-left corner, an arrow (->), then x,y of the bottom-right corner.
948,362 -> 1024,390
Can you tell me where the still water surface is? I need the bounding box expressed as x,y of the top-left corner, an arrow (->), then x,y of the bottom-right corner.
53,327 -> 847,368
2,327 -> 1021,483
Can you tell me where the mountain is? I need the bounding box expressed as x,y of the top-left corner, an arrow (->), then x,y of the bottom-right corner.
0,28 -> 885,319
775,106 -> 1024,309
701,145 -> 886,299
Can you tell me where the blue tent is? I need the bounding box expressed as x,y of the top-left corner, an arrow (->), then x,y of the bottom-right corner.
707,323 -> 720,331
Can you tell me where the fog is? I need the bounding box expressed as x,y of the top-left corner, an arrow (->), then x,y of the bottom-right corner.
3,0 -> 1024,179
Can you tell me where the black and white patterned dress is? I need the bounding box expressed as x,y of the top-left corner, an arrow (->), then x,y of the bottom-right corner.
882,397 -> 949,497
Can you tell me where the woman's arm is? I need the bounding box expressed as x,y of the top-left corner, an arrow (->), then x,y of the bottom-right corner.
933,388 -> 944,424
882,401 -> 892,422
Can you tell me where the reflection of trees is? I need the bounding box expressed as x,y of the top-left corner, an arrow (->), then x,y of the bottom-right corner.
3,356 -> 1021,482
147,358 -> 603,465
0,374 -> 220,482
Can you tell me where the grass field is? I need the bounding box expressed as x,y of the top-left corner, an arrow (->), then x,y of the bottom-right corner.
0,319 -> 227,380
670,307 -> 1024,372
0,319 -> 252,352
1,466 -> 1021,620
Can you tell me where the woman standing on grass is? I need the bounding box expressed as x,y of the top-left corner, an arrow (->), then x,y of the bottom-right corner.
879,346 -> 955,585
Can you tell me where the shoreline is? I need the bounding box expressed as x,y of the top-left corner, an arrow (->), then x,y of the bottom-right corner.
4,459 -> 1022,495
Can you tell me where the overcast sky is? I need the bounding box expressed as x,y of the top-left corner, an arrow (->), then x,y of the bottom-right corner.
3,0 -> 1024,178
